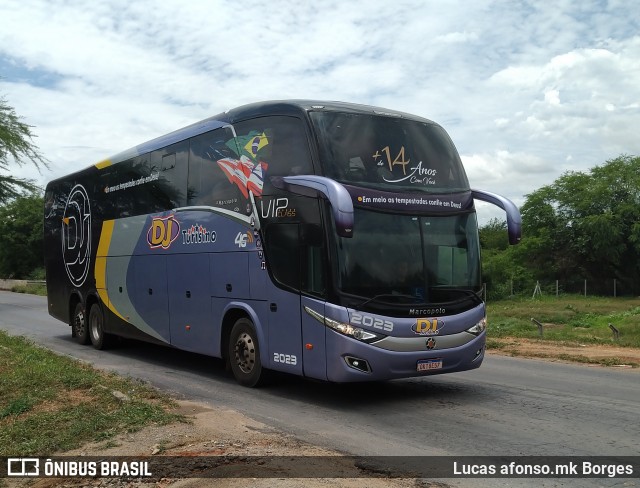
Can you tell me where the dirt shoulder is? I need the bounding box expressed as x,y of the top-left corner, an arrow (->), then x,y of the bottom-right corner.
11,401 -> 430,488
488,338 -> 640,368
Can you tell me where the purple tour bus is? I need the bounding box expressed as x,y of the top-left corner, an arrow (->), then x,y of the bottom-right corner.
44,100 -> 521,386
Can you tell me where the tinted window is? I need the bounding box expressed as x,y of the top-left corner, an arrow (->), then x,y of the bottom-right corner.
187,118 -> 313,214
187,126 -> 242,210
335,209 -> 480,307
264,223 -> 301,291
262,197 -> 326,297
96,142 -> 187,219
310,112 -> 469,193
99,156 -> 171,217
233,116 -> 314,196
150,141 -> 188,209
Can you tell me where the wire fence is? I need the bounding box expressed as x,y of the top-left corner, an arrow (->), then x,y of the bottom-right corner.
484,278 -> 636,301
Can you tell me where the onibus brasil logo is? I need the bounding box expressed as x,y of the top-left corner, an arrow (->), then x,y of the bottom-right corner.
62,184 -> 92,287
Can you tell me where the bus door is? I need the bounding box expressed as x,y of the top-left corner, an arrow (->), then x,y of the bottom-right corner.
264,223 -> 303,376
263,221 -> 327,379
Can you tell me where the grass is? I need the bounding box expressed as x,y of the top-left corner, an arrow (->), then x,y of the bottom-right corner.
0,330 -> 184,456
486,294 -> 640,348
10,282 -> 47,296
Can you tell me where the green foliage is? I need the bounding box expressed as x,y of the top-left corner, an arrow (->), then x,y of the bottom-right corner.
479,218 -> 508,251
0,194 -> 44,278
28,267 -> 46,280
481,155 -> 640,296
0,94 -> 48,203
480,218 -> 535,298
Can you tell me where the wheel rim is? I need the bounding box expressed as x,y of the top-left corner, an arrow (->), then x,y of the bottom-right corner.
233,332 -> 255,374
74,310 -> 85,336
90,313 -> 101,343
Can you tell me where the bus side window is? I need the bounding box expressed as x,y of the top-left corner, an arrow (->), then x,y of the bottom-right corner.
150,141 -> 188,209
233,116 -> 314,189
188,127 -> 237,207
264,223 -> 301,292
117,157 -> 154,216
300,223 -> 326,297
96,168 -> 117,220
264,222 -> 326,297
101,153 -> 185,217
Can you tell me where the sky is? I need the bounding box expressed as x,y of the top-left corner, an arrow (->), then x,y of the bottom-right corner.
1,0 -> 639,223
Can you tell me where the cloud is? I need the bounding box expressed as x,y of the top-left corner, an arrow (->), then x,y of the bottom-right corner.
464,150 -> 554,191
0,0 -> 639,220
483,37 -> 640,170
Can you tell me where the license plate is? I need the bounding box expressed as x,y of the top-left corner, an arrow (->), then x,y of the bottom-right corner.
417,359 -> 443,372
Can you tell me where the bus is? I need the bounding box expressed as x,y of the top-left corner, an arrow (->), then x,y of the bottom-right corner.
44,100 -> 521,387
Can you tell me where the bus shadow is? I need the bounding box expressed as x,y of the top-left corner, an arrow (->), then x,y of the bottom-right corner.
265,373 -> 491,411
57,334 -> 491,408
57,333 -> 234,383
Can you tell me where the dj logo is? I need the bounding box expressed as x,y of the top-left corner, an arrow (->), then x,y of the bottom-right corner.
62,185 -> 92,287
147,215 -> 180,249
412,318 -> 445,336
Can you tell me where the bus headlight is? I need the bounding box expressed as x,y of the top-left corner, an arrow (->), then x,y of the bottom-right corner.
466,317 -> 487,336
304,306 -> 383,342
324,315 -> 380,341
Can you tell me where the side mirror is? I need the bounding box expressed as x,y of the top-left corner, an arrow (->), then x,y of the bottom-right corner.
271,175 -> 354,238
472,189 -> 522,245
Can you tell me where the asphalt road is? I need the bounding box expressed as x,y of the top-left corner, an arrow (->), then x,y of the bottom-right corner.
1,291 -> 638,487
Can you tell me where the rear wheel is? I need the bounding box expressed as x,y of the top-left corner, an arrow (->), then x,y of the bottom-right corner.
72,302 -> 90,345
228,318 -> 264,387
89,303 -> 113,350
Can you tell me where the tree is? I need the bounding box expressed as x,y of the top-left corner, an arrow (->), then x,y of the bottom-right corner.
495,154 -> 640,295
479,218 -> 508,251
479,218 -> 535,297
0,93 -> 48,203
0,193 -> 44,278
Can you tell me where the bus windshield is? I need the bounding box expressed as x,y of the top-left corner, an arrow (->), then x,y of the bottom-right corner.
310,111 -> 469,193
334,208 -> 481,314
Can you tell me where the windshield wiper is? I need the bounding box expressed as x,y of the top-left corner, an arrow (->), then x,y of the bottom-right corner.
356,293 -> 421,308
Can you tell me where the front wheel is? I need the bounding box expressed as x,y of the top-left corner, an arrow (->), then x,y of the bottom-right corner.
89,303 -> 113,350
72,302 -> 90,345
228,318 -> 265,387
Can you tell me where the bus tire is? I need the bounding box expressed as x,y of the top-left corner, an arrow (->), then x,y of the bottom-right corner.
228,318 -> 264,387
72,302 -> 90,345
88,303 -> 113,350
